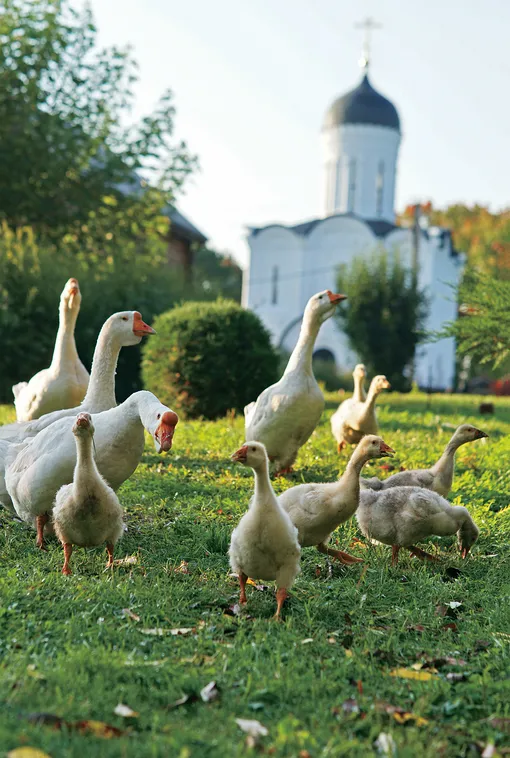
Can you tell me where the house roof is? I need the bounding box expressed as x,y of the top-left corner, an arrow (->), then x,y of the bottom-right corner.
165,205 -> 207,244
249,213 -> 398,239
324,73 -> 401,132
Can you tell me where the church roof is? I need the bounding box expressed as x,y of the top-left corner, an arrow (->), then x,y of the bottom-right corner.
323,73 -> 400,132
249,213 -> 398,239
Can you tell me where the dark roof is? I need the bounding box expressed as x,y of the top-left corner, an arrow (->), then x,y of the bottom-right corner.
324,73 -> 400,132
250,213 -> 398,239
165,205 -> 207,244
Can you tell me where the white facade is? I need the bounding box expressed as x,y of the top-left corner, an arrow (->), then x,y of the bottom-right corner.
242,67 -> 463,391
323,124 -> 400,222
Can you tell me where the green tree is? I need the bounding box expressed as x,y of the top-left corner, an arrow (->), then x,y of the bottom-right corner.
336,251 -> 428,391
0,0 -> 196,234
439,269 -> 510,369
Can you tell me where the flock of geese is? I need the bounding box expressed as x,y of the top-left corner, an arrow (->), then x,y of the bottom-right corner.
1,280 -> 488,618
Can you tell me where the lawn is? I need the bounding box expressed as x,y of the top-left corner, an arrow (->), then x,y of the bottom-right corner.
0,392 -> 509,757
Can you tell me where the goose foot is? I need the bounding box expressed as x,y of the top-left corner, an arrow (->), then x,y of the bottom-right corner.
275,467 -> 294,477
273,587 -> 288,620
239,572 -> 248,605
408,545 -> 440,562
317,543 -> 363,565
105,542 -> 114,569
36,513 -> 49,550
62,543 -> 73,575
391,545 -> 400,566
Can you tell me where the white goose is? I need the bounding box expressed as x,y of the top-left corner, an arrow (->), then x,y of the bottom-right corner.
278,435 -> 394,564
360,424 -> 488,497
244,290 -> 346,474
0,311 -> 155,444
229,441 -> 301,619
6,391 -> 178,549
53,413 -> 125,575
13,279 -> 89,421
356,486 -> 480,565
331,374 -> 390,452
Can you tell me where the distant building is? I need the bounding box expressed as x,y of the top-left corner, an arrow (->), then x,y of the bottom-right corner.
166,205 -> 207,280
243,53 -> 462,391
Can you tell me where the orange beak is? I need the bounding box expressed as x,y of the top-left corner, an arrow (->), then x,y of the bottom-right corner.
383,380 -> 391,390
155,410 -> 178,452
326,291 -> 347,304
67,278 -> 79,308
461,546 -> 470,559
133,311 -> 156,338
475,429 -> 488,439
231,445 -> 248,463
380,442 -> 395,457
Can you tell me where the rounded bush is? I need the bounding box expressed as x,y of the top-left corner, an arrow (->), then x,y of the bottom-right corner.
141,299 -> 279,419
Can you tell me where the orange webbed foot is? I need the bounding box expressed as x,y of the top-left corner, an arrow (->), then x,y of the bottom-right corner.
408,545 -> 440,562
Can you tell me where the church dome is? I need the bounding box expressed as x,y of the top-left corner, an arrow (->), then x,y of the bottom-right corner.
324,73 -> 400,132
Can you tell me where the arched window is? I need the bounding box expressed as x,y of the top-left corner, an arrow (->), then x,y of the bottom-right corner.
376,160 -> 385,217
347,158 -> 356,212
271,265 -> 279,305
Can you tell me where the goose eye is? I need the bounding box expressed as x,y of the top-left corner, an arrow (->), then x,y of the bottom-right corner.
121,316 -> 128,321
252,447 -> 256,452
157,413 -> 161,420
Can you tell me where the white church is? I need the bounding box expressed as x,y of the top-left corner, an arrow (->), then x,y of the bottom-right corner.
242,41 -> 462,391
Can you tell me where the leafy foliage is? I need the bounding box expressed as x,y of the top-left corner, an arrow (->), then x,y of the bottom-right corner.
0,0 -> 196,233
142,300 -> 278,419
336,251 -> 428,391
439,269 -> 510,368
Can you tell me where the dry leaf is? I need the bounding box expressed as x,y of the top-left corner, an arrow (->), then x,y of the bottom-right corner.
374,732 -> 396,756
200,681 -> 219,703
8,750 -> 52,758
113,555 -> 138,567
170,627 -> 194,636
236,718 -> 268,738
442,622 -> 458,632
407,624 -> 425,632
167,693 -> 199,709
122,608 -> 140,622
73,720 -> 124,738
344,649 -> 353,658
173,561 -> 189,574
114,703 -> 139,718
301,638 -> 313,645
376,701 -> 428,726
139,627 -> 194,636
389,668 -> 437,681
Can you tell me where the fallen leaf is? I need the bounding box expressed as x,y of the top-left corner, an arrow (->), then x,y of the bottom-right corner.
25,713 -> 63,730
327,637 -> 336,644
389,668 -> 437,681
374,732 -> 397,756
113,555 -> 138,567
139,627 -> 194,636
140,628 -> 167,636
445,672 -> 467,683
122,608 -> 140,622
301,638 -> 314,645
411,662 -> 438,673
170,627 -> 194,636
344,649 -> 353,658
73,720 -> 125,738
114,703 -> 139,718
341,697 -> 359,714
442,623 -> 458,632
167,694 -> 199,710
376,701 -> 428,726
173,560 -> 189,574
235,718 -> 268,738
246,579 -> 269,591
407,624 -> 425,632
200,681 -> 219,703
8,750 -> 52,758
435,604 -> 460,619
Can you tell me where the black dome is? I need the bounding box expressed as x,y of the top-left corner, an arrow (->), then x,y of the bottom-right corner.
324,73 -> 400,132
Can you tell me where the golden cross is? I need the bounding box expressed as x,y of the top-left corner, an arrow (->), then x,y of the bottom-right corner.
355,16 -> 382,70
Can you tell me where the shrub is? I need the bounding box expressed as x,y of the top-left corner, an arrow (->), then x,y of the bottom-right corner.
142,300 -> 278,419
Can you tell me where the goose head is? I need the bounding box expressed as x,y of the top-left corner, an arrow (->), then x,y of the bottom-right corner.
459,519 -> 480,559
106,311 -> 156,347
231,440 -> 269,470
72,411 -> 94,438
61,278 -> 82,313
153,410 -> 179,452
357,435 -> 395,462
451,424 -> 488,448
369,375 -> 391,395
353,363 -> 366,380
304,290 -> 347,326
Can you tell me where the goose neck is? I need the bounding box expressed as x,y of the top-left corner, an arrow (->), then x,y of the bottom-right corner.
284,316 -> 320,375
81,324 -> 120,411
50,307 -> 80,371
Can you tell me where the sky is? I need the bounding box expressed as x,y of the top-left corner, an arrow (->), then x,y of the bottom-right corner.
84,0 -> 510,267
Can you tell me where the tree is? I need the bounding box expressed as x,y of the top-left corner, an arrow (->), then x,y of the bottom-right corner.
0,0 -> 196,234
336,251 -> 428,391
399,203 -> 510,277
438,269 -> 510,369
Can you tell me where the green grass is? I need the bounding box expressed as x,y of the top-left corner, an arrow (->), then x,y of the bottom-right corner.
0,392 -> 509,757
